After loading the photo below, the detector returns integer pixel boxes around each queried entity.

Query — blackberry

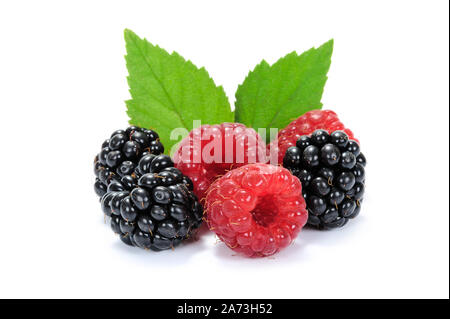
[283,130,366,230]
[93,126,164,198]
[100,154,203,251]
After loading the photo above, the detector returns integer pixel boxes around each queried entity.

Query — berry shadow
[109,223,211,267]
[211,215,366,264]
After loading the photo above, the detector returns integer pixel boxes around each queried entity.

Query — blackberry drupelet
[100,154,203,251]
[283,129,366,229]
[93,126,164,198]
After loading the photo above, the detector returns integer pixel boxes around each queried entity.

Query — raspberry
[174,123,267,201]
[100,154,203,251]
[93,126,164,198]
[283,129,366,229]
[268,110,357,165]
[205,163,308,257]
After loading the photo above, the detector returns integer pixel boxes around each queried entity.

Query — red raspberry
[268,109,357,164]
[205,163,308,257]
[174,123,267,201]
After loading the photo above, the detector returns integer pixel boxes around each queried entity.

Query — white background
[0,0,448,299]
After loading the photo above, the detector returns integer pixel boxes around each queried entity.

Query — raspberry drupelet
[205,163,308,257]
[174,123,267,201]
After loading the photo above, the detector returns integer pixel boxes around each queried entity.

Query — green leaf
[124,29,233,154]
[235,39,333,143]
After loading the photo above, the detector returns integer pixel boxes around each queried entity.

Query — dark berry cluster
[283,129,366,229]
[93,126,164,198]
[101,154,203,250]
[94,126,203,251]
